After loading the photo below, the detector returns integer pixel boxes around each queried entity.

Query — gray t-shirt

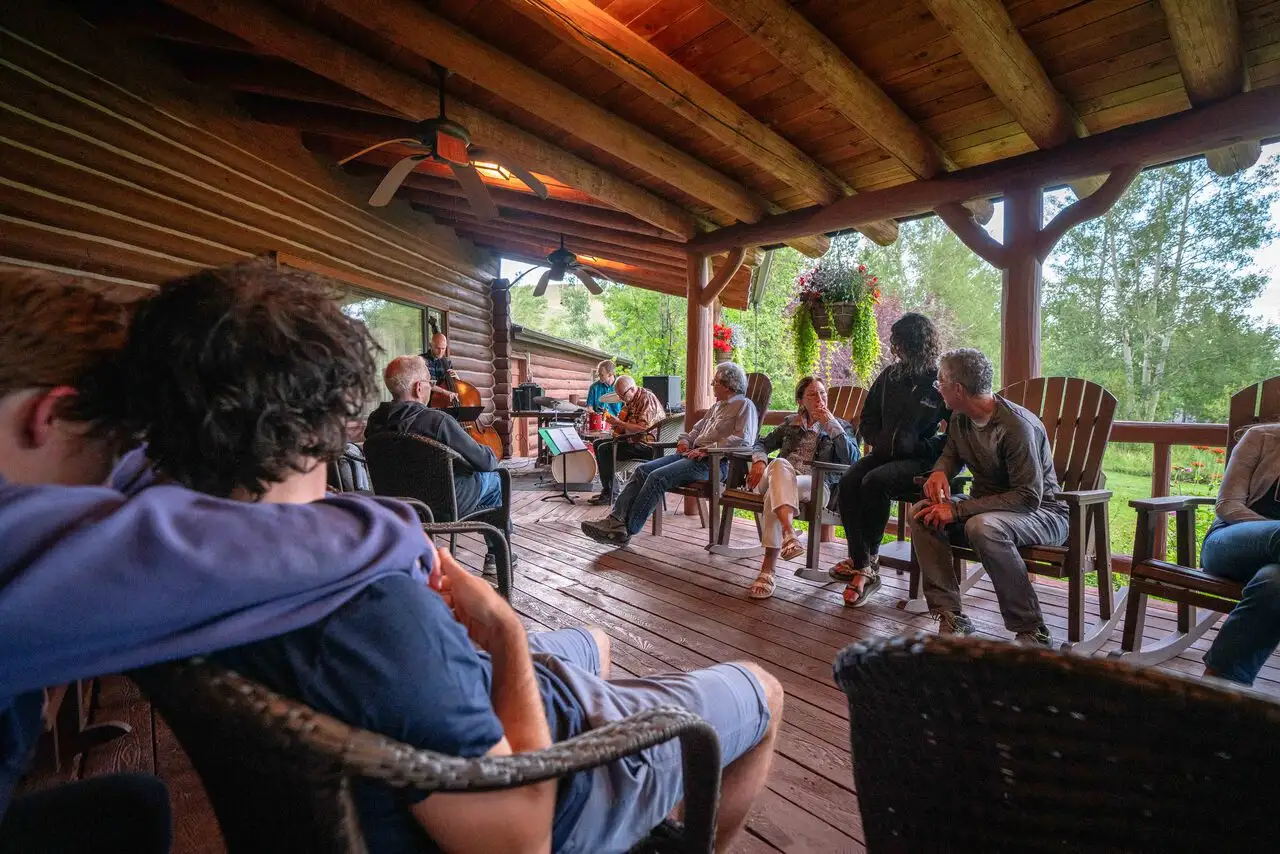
[932,396,1067,520]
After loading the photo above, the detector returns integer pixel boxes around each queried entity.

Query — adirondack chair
[655,372,772,544]
[1118,376,1280,665]
[898,377,1119,651]
[708,386,868,575]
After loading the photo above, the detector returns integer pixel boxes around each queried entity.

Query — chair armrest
[705,448,755,462]
[1055,489,1112,506]
[1129,496,1216,513]
[809,460,850,475]
[391,497,435,525]
[423,520,511,599]
[651,441,682,451]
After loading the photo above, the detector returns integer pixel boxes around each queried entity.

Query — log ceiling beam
[704,0,948,181]
[160,0,700,238]
[316,0,764,223]
[505,0,846,206]
[921,0,1105,198]
[316,0,838,258]
[1158,0,1260,176]
[688,85,1280,254]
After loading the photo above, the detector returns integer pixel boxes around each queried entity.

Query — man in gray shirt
[583,361,758,546]
[911,349,1068,646]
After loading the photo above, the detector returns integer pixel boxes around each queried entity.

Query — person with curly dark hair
[0,265,432,854]
[830,312,950,608]
[112,261,782,854]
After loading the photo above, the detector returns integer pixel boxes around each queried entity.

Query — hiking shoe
[482,551,519,576]
[1015,624,1053,648]
[581,518,631,546]
[935,610,976,637]
[586,491,612,506]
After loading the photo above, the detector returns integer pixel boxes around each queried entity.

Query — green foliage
[792,308,819,377]
[602,286,686,380]
[1043,158,1280,421]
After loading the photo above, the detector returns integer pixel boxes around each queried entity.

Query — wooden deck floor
[28,483,1280,854]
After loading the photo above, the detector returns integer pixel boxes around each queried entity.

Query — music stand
[538,426,588,504]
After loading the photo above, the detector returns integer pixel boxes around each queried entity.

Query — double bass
[430,373,505,458]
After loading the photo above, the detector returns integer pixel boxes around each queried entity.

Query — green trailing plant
[792,308,819,376]
[847,294,881,382]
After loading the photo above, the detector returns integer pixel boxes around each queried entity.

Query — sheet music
[538,426,588,454]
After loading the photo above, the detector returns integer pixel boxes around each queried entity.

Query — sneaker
[935,610,976,637]
[586,491,612,506]
[482,552,519,576]
[1015,624,1053,648]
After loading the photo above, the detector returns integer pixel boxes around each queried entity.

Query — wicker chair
[364,431,512,555]
[834,633,1280,852]
[326,442,372,494]
[132,659,722,854]
[610,413,687,499]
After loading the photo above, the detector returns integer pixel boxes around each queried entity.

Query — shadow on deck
[25,482,1280,854]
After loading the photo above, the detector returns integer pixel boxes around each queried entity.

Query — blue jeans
[463,471,506,556]
[610,454,722,536]
[1200,520,1280,685]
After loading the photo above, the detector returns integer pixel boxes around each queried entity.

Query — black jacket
[365,400,497,512]
[859,367,950,461]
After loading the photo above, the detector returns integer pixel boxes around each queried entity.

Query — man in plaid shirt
[587,375,665,505]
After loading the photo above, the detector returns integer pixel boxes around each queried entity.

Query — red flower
[1191,461,1205,468]
[857,264,866,273]
[872,288,881,303]
[871,276,878,283]
[1212,447,1226,455]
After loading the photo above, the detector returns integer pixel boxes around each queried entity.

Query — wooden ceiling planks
[59,0,1280,301]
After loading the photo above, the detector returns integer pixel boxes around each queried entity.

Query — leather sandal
[828,557,857,582]
[779,532,805,561]
[748,570,776,600]
[842,568,882,608]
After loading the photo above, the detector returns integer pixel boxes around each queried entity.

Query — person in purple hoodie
[98,261,783,854]
[0,267,433,854]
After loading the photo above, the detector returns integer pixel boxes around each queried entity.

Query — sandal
[842,567,882,608]
[779,532,805,561]
[748,570,776,600]
[828,557,857,582]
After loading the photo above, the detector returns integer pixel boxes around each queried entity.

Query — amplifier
[642,375,681,411]
[513,382,543,412]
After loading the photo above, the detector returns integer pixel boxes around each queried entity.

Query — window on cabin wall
[338,291,429,410]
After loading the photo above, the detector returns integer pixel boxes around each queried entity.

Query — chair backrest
[654,413,686,444]
[326,442,371,493]
[826,385,868,427]
[744,372,772,424]
[1000,377,1116,492]
[834,634,1280,852]
[363,432,460,522]
[1227,375,1280,456]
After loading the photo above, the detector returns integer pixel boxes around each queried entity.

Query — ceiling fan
[524,236,610,296]
[338,65,549,219]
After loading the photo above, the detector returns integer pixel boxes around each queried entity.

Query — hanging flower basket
[788,253,882,381]
[810,300,860,339]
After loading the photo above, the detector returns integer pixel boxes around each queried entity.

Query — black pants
[0,773,172,854]
[593,439,656,492]
[838,454,935,568]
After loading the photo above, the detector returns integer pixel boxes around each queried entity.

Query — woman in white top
[745,377,857,599]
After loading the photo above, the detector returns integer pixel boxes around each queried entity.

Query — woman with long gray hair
[831,313,949,607]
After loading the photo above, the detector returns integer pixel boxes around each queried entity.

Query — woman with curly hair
[831,313,949,608]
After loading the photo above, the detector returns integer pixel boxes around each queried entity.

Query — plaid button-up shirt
[615,387,665,444]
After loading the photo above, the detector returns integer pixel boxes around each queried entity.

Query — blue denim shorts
[527,629,771,854]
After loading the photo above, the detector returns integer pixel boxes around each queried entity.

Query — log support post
[490,278,513,458]
[934,166,1137,386]
[685,252,715,515]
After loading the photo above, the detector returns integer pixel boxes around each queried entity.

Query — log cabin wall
[0,1,499,406]
[511,326,630,456]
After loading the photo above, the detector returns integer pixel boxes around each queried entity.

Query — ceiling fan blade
[580,266,615,287]
[337,138,420,166]
[368,155,423,207]
[449,162,500,221]
[532,269,553,297]
[503,163,550,200]
[573,267,603,295]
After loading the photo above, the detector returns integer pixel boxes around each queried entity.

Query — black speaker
[513,382,542,412]
[643,375,681,411]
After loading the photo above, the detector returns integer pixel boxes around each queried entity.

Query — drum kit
[531,395,604,501]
